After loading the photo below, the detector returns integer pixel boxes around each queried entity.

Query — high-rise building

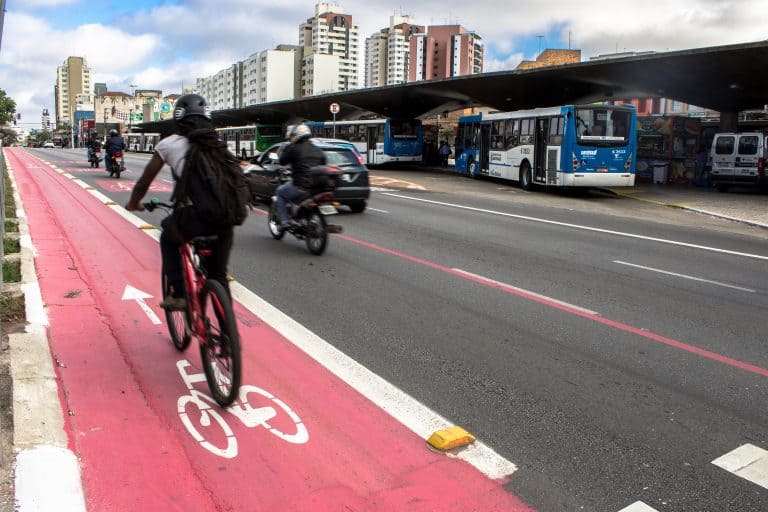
[365,15,423,87]
[242,48,298,105]
[299,3,359,92]
[197,47,299,111]
[196,63,242,111]
[55,56,94,125]
[409,25,483,82]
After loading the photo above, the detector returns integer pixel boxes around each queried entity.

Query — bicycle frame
[179,241,226,347]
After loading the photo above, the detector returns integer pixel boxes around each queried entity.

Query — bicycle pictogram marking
[176,360,309,458]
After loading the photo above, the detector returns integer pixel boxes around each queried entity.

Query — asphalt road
[29,148,768,511]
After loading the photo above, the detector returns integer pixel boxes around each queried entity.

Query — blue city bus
[454,104,637,189]
[306,118,423,165]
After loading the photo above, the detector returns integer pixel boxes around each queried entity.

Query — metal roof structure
[139,40,768,133]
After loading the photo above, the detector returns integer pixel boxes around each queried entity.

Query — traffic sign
[329,102,340,115]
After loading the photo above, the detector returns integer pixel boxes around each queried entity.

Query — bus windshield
[575,107,631,145]
[390,120,419,139]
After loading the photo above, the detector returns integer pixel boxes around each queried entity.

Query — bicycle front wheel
[199,279,242,407]
[162,271,191,351]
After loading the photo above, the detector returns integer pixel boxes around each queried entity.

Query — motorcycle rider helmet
[173,93,211,120]
[289,123,312,142]
[109,129,118,137]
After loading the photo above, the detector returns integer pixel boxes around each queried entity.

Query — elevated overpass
[140,40,768,134]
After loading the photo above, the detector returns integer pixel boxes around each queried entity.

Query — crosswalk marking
[618,502,659,511]
[712,444,768,490]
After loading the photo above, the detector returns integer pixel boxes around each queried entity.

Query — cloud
[4,0,768,132]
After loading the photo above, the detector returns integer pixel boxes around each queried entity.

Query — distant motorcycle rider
[276,124,325,229]
[104,129,125,168]
[87,132,102,161]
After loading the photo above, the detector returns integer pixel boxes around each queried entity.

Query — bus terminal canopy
[139,40,768,132]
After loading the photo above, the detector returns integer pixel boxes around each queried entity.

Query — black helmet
[109,129,118,136]
[173,93,211,120]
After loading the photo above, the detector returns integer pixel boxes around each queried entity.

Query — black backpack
[173,142,250,226]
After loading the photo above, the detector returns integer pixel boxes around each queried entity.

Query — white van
[708,132,768,192]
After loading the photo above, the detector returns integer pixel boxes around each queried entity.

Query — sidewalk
[607,182,768,229]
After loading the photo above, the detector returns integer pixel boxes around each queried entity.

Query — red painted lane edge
[8,149,536,511]
[334,234,768,379]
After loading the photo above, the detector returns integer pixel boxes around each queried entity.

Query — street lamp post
[103,108,109,138]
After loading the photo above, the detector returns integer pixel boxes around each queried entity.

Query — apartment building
[299,2,359,92]
[242,48,297,105]
[409,25,483,82]
[196,64,242,111]
[55,56,94,125]
[365,15,424,87]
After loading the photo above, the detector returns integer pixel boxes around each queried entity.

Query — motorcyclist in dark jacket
[104,129,125,163]
[87,133,102,161]
[275,124,326,228]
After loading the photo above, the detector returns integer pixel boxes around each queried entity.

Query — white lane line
[618,502,659,512]
[382,193,768,262]
[367,207,389,213]
[452,268,600,316]
[712,444,768,490]
[614,260,757,293]
[229,281,518,480]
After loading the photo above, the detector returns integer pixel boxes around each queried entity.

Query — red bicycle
[144,200,242,406]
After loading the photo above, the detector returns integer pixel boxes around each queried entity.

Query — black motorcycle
[88,147,102,168]
[266,166,343,255]
[106,150,125,178]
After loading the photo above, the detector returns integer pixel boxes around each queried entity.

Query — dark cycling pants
[160,208,234,297]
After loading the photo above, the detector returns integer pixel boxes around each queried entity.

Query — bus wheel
[468,159,478,178]
[520,163,533,191]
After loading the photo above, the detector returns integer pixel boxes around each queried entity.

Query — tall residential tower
[409,25,483,82]
[365,15,423,87]
[299,3,360,93]
[55,56,94,125]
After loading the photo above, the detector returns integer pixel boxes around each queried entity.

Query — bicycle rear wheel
[199,279,242,407]
[162,271,191,351]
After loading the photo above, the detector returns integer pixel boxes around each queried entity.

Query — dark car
[245,138,370,213]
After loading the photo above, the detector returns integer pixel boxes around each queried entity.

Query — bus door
[367,126,378,165]
[480,123,491,171]
[534,118,549,183]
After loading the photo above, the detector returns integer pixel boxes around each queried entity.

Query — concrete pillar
[719,111,739,132]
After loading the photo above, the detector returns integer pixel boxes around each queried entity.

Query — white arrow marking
[122,284,161,325]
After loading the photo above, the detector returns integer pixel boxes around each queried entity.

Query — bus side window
[491,121,504,150]
[548,117,564,146]
[506,119,519,149]
[519,119,533,145]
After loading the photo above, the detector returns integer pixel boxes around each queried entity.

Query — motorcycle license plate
[318,204,337,215]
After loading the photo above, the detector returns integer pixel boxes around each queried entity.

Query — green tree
[0,126,18,146]
[0,89,17,125]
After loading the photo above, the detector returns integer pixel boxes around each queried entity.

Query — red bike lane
[8,148,534,511]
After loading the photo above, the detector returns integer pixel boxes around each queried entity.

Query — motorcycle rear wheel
[305,212,328,255]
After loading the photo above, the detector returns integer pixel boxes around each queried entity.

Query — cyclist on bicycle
[275,123,326,230]
[125,93,234,311]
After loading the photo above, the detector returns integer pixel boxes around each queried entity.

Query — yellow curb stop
[427,426,476,451]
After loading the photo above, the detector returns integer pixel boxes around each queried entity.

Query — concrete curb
[607,188,768,230]
[4,153,87,511]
